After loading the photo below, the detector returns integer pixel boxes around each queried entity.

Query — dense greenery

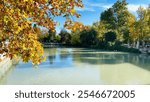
[57,0,149,53]
[40,0,149,54]
[80,28,98,47]
[39,30,56,43]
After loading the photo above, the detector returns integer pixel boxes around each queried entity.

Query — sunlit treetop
[64,18,89,31]
[0,0,84,64]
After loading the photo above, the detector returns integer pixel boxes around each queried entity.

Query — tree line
[40,0,150,53]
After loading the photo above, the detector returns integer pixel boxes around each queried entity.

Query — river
[0,48,150,85]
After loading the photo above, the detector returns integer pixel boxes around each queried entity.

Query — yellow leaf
[70,9,76,13]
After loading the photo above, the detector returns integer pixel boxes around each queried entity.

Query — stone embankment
[0,57,13,79]
[0,54,19,80]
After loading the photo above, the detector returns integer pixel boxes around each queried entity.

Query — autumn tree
[135,6,150,48]
[70,24,89,46]
[0,0,84,64]
[92,21,107,38]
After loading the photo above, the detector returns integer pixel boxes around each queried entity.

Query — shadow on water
[15,48,73,69]
[72,52,150,71]
[44,48,150,71]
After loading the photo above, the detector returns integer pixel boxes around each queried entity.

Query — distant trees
[97,0,149,49]
[71,30,81,46]
[80,28,98,47]
[48,30,56,42]
[68,0,149,53]
[59,29,71,45]
[39,29,56,43]
[135,6,150,48]
[40,0,149,53]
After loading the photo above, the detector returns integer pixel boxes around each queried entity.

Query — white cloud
[76,1,149,13]
[90,3,148,12]
[75,1,113,11]
[75,7,95,12]
[127,4,148,12]
[101,4,112,9]
[88,3,112,10]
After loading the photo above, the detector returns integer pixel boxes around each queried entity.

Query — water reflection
[0,48,150,85]
[45,48,150,70]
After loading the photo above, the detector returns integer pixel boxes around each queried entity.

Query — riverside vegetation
[40,0,150,54]
[0,0,149,65]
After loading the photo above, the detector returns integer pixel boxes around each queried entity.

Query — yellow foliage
[0,0,84,64]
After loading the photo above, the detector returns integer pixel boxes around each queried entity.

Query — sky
[54,0,150,33]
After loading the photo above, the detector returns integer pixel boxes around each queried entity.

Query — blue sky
[55,0,150,33]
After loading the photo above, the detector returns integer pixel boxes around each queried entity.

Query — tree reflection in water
[45,48,150,71]
[71,49,150,71]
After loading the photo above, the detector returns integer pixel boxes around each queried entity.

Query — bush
[80,28,98,47]
[104,31,117,43]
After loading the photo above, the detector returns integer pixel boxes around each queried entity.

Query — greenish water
[0,48,150,85]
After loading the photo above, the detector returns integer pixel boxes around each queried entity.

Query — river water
[0,48,150,85]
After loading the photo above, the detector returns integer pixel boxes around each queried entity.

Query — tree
[123,12,136,45]
[100,8,116,30]
[100,0,130,42]
[70,24,89,46]
[48,29,56,42]
[38,29,56,43]
[80,28,98,47]
[55,35,61,43]
[71,30,81,46]
[92,21,107,38]
[104,31,116,43]
[135,6,150,48]
[59,29,71,45]
[0,0,84,64]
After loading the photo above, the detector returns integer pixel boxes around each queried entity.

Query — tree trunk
[142,40,145,47]
[127,40,130,48]
[136,40,140,49]
[133,41,136,48]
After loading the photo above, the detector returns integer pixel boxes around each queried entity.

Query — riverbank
[0,56,19,80]
[56,44,143,54]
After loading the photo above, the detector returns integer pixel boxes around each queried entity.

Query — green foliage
[59,29,71,45]
[100,0,131,42]
[39,29,56,43]
[80,28,98,47]
[104,31,117,42]
[63,0,149,54]
[71,31,81,46]
[136,6,150,41]
[48,30,56,42]
[55,35,61,43]
[100,8,116,30]
[92,21,107,39]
